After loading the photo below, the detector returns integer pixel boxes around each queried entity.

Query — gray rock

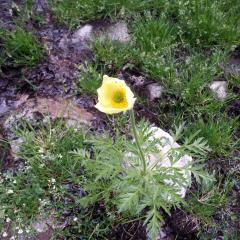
[10,138,24,156]
[147,83,163,101]
[72,21,130,44]
[32,219,49,233]
[209,81,227,100]
[222,55,240,77]
[129,75,146,87]
[125,126,193,199]
[105,21,130,43]
[72,24,93,43]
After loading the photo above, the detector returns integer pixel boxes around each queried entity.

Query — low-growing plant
[77,63,103,95]
[2,27,43,67]
[131,14,177,85]
[50,0,166,29]
[175,0,240,47]
[186,177,233,225]
[184,116,238,156]
[73,75,212,239]
[0,121,86,235]
[93,39,131,75]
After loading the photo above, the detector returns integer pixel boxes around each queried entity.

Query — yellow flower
[95,75,136,114]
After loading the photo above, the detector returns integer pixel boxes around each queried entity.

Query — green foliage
[131,14,176,83]
[175,0,240,47]
[50,0,166,29]
[77,63,102,95]
[174,49,227,117]
[186,178,233,224]
[73,120,211,239]
[93,39,130,75]
[0,121,86,233]
[2,27,42,67]
[132,14,176,55]
[184,116,238,156]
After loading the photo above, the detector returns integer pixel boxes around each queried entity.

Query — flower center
[113,91,125,103]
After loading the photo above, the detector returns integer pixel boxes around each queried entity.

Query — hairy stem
[130,109,147,174]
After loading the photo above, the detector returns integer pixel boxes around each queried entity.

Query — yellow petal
[95,75,136,114]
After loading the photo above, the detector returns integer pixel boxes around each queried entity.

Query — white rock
[149,127,192,198]
[126,126,192,199]
[146,83,162,101]
[32,219,49,233]
[10,137,24,156]
[209,81,227,100]
[72,24,93,43]
[105,21,130,43]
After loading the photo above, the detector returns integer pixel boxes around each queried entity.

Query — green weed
[131,14,176,83]
[50,0,166,29]
[184,117,238,156]
[77,63,102,95]
[93,39,131,75]
[186,178,233,225]
[0,121,86,234]
[2,27,42,67]
[175,0,240,47]
[73,120,211,239]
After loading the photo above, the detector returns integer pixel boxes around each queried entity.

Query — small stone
[125,126,192,199]
[129,75,146,87]
[32,219,49,233]
[10,138,24,156]
[72,24,93,43]
[209,81,227,100]
[146,83,163,101]
[222,54,240,77]
[106,21,130,43]
[157,229,167,239]
[7,189,14,194]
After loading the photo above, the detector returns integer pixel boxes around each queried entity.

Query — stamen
[113,91,124,103]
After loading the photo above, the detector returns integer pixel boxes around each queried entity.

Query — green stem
[130,109,147,174]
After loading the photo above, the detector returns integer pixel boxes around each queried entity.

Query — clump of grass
[177,50,226,112]
[157,49,228,126]
[184,117,238,156]
[131,14,176,84]
[92,39,130,74]
[175,0,240,47]
[0,121,86,234]
[186,177,233,225]
[77,63,102,95]
[50,0,167,29]
[2,27,43,67]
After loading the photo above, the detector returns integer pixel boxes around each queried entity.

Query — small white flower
[6,217,11,223]
[38,148,44,153]
[51,178,56,183]
[73,217,78,222]
[39,164,45,168]
[7,189,14,194]
[18,229,23,234]
[2,232,8,237]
